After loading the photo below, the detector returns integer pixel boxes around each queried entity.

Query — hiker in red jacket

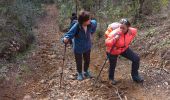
[105,19,143,85]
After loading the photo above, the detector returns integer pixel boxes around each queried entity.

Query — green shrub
[0,0,44,59]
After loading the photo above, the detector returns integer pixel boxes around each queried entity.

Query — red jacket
[105,27,137,55]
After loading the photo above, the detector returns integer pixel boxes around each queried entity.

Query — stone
[23,95,32,100]
[36,92,41,95]
[164,82,169,85]
[40,79,45,84]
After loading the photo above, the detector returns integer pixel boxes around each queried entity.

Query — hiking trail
[0,4,169,100]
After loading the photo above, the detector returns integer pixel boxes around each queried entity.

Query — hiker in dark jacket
[69,13,78,29]
[63,11,97,80]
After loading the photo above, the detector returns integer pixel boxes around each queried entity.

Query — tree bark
[132,0,145,24]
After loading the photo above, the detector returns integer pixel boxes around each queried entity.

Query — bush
[0,0,44,59]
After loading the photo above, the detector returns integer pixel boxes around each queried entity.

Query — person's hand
[114,34,120,40]
[63,37,69,44]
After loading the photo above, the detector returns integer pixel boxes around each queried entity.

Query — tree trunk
[132,0,145,24]
[75,0,78,14]
[139,0,144,15]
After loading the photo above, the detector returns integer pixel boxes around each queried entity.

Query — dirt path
[1,4,169,100]
[29,5,169,100]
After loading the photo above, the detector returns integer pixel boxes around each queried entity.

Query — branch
[112,86,123,100]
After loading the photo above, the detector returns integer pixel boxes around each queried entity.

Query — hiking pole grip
[60,43,67,88]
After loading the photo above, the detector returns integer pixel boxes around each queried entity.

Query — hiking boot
[77,73,83,81]
[132,75,144,83]
[109,79,117,85]
[84,70,92,78]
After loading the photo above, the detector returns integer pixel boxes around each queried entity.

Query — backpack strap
[74,23,80,38]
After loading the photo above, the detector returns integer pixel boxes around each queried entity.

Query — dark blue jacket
[69,20,78,29]
[63,20,97,54]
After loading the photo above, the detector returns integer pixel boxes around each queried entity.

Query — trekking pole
[95,41,117,84]
[60,43,67,88]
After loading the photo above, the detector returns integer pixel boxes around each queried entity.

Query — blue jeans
[107,48,140,80]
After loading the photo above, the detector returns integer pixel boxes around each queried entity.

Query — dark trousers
[107,48,140,80]
[74,50,91,73]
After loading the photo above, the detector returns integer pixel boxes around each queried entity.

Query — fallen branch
[160,61,169,74]
[3,95,16,100]
[112,86,123,100]
[124,95,128,100]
